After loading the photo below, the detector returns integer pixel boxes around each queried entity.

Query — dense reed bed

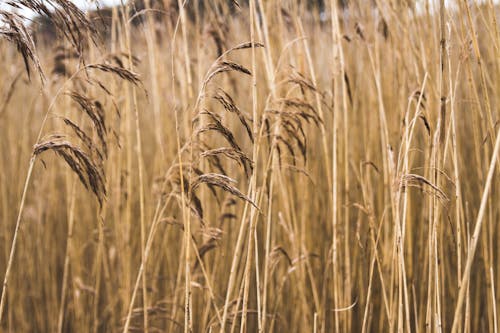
[1,0,500,332]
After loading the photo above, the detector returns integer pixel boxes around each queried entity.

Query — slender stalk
[0,156,36,323]
[451,124,500,333]
[57,178,77,333]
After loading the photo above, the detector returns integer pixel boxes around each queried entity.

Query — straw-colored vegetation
[1,0,500,331]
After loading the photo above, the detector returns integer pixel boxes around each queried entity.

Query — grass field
[1,0,500,332]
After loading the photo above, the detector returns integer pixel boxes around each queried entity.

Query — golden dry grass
[1,0,500,332]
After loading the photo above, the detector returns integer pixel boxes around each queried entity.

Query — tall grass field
[1,0,500,332]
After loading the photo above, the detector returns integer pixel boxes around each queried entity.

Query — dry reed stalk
[0,156,36,323]
[176,3,196,331]
[451,120,500,331]
[117,2,149,332]
[329,0,343,331]
[141,0,166,159]
[57,173,78,333]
